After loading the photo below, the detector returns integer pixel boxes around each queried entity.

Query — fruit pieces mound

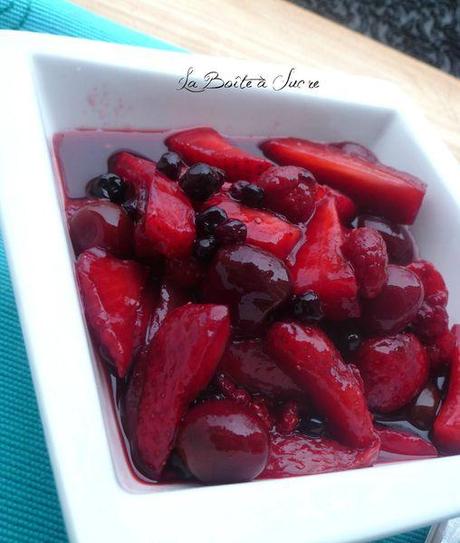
[65,126,459,487]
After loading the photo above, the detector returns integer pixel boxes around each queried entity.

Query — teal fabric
[378,528,432,543]
[0,0,184,50]
[0,1,430,542]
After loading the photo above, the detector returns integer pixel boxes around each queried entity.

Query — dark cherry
[193,236,218,261]
[65,198,93,221]
[69,201,133,257]
[361,264,424,335]
[86,173,127,203]
[203,244,291,334]
[408,382,441,431]
[177,399,270,484]
[179,163,225,202]
[230,180,265,207]
[195,206,228,236]
[357,215,416,265]
[215,219,247,245]
[156,151,184,180]
[331,141,378,163]
[289,291,323,323]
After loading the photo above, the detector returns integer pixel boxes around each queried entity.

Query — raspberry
[426,329,456,372]
[216,373,251,405]
[343,227,388,299]
[276,400,300,435]
[412,302,449,341]
[255,165,317,223]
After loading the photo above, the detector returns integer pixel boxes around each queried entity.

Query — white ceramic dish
[0,31,459,543]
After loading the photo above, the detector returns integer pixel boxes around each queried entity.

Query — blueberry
[157,151,184,180]
[196,206,228,236]
[215,219,247,245]
[343,332,361,353]
[302,417,326,439]
[230,181,264,207]
[180,163,225,202]
[290,291,323,323]
[193,236,218,261]
[86,173,127,203]
[325,320,363,359]
[121,198,138,219]
[230,180,250,200]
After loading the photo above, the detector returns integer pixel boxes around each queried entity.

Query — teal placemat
[0,1,431,542]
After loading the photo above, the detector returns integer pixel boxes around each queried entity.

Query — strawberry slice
[110,152,196,258]
[315,184,357,224]
[122,281,189,439]
[146,280,190,343]
[166,127,272,182]
[133,169,195,259]
[121,350,149,441]
[204,193,300,260]
[330,141,378,163]
[76,248,150,378]
[260,433,380,479]
[219,339,306,402]
[109,152,154,216]
[266,322,375,448]
[133,223,157,261]
[375,426,437,457]
[133,283,157,350]
[288,198,359,319]
[261,138,426,224]
[132,304,230,479]
[433,325,460,453]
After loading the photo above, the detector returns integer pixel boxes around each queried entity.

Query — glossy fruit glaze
[55,127,459,486]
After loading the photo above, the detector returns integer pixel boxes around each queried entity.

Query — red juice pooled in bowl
[55,126,459,485]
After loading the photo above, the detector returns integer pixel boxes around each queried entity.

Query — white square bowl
[0,31,460,543]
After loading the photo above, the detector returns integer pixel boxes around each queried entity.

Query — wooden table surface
[74,0,460,162]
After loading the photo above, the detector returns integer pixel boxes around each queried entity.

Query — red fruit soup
[55,127,458,487]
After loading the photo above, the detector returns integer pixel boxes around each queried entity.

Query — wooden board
[74,0,460,162]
